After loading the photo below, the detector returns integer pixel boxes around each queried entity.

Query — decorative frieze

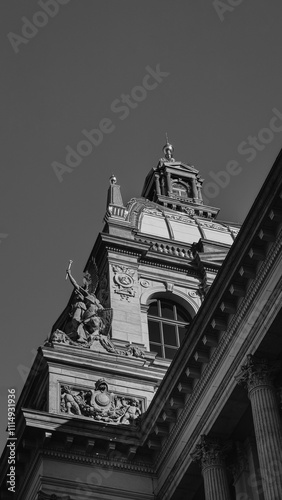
[197,220,228,232]
[166,213,196,224]
[143,207,163,216]
[60,378,142,426]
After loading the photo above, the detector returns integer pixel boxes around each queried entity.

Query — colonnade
[192,355,282,500]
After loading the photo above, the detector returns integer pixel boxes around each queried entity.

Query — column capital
[191,435,231,470]
[235,355,276,394]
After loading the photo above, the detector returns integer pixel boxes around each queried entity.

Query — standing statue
[65,260,107,343]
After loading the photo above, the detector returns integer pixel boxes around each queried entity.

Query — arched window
[171,181,192,198]
[148,298,192,359]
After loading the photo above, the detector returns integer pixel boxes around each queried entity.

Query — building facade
[1,143,282,500]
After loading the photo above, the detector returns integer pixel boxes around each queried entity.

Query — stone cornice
[138,257,200,276]
[85,232,150,270]
[42,448,155,474]
[21,409,142,444]
[41,346,166,380]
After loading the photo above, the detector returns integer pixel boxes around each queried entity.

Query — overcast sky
[1,0,282,453]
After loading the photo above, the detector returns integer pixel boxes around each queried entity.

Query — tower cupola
[141,140,219,218]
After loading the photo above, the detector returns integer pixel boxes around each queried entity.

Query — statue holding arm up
[65,260,104,342]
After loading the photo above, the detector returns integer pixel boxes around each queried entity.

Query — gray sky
[1,0,282,453]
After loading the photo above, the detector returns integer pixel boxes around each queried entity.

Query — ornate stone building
[1,142,282,500]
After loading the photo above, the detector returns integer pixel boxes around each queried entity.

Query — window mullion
[160,321,165,358]
[157,299,162,318]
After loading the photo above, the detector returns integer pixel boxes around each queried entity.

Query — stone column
[191,435,232,500]
[235,355,282,500]
[166,172,172,194]
[155,173,161,195]
[191,178,198,199]
[196,177,203,201]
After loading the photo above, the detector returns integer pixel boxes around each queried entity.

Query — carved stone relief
[60,378,142,426]
[112,265,136,301]
[198,220,228,231]
[166,213,196,224]
[182,207,195,216]
[143,208,163,217]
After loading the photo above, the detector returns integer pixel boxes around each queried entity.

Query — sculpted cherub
[121,397,142,424]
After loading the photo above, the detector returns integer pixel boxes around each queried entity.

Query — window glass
[148,298,192,360]
[177,306,189,322]
[163,323,177,346]
[148,301,159,317]
[164,346,177,360]
[149,343,162,357]
[148,320,161,343]
[178,326,187,344]
[161,301,174,320]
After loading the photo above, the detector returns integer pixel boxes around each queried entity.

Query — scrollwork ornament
[140,279,150,288]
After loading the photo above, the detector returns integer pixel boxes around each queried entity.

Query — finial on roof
[109,174,117,185]
[163,134,174,161]
[106,174,124,207]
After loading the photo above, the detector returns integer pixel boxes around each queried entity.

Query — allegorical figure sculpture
[65,260,105,343]
[48,260,146,359]
[120,397,142,424]
[60,378,142,425]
